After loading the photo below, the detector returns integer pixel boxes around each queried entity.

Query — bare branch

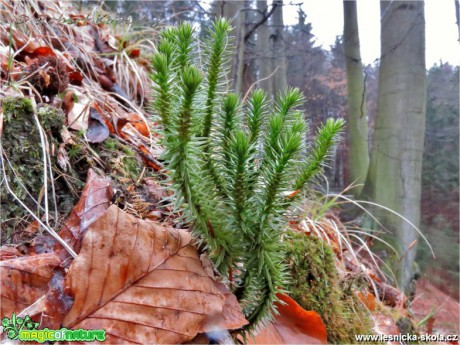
[244,3,278,42]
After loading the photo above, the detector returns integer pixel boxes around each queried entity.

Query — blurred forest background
[81,0,459,298]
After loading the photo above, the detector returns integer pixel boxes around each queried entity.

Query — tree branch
[244,3,278,42]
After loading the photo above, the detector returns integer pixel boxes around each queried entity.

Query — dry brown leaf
[357,291,376,311]
[203,283,248,332]
[63,205,247,344]
[62,90,76,117]
[0,246,22,261]
[66,90,90,131]
[125,113,150,137]
[68,70,83,86]
[86,107,110,143]
[92,102,115,134]
[55,169,113,259]
[374,280,407,308]
[128,48,141,58]
[0,252,61,316]
[98,73,114,91]
[31,46,56,58]
[248,294,327,345]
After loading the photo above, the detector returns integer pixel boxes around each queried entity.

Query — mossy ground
[1,97,79,244]
[50,126,165,220]
[284,230,374,344]
[1,97,163,246]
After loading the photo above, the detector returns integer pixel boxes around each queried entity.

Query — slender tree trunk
[362,1,427,293]
[270,0,287,96]
[254,0,272,94]
[343,1,369,197]
[214,1,244,92]
[233,1,250,95]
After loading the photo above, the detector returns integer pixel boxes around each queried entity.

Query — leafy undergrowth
[1,1,454,344]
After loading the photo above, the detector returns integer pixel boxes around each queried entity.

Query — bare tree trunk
[270,0,287,96]
[343,1,369,197]
[214,1,244,92]
[254,0,272,94]
[233,1,250,95]
[362,1,427,294]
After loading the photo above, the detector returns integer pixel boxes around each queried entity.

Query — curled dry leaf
[203,283,248,332]
[282,190,300,198]
[98,73,113,91]
[63,205,247,344]
[68,70,83,86]
[0,252,61,316]
[65,90,90,131]
[0,246,22,261]
[128,48,141,59]
[357,291,376,311]
[31,46,56,58]
[56,169,113,258]
[62,90,76,116]
[126,113,150,137]
[0,27,40,54]
[92,102,115,134]
[116,113,150,138]
[86,107,110,143]
[60,126,75,145]
[114,117,129,139]
[248,294,327,345]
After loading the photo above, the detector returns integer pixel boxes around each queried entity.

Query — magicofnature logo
[1,313,106,343]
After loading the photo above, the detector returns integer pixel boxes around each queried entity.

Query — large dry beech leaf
[63,205,247,344]
[249,294,327,345]
[0,253,61,316]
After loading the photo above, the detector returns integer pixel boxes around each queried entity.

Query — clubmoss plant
[149,18,345,330]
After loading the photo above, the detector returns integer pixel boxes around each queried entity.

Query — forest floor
[412,279,460,335]
[1,1,459,343]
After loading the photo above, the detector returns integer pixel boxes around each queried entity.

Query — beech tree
[269,0,287,96]
[253,0,272,93]
[362,1,427,293]
[343,1,369,196]
[213,1,246,93]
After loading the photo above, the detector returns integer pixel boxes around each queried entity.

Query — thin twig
[33,111,50,227]
[242,66,279,103]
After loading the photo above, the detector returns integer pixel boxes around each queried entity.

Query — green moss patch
[1,98,78,244]
[284,230,373,344]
